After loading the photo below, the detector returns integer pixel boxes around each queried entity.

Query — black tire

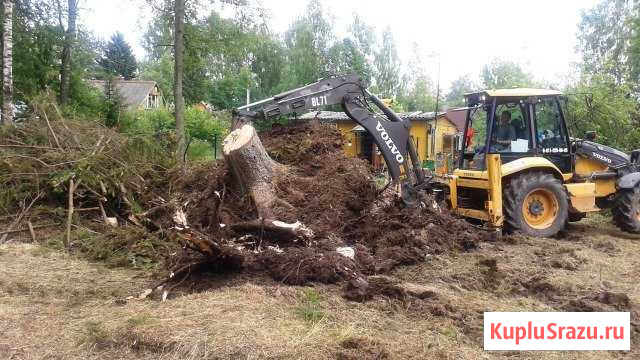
[612,186,640,233]
[504,172,568,237]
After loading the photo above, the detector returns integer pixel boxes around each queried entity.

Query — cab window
[535,98,568,153]
[489,102,531,153]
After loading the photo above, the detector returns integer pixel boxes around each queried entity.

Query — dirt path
[1,215,638,359]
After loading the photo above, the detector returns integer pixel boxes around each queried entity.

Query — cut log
[223,124,284,220]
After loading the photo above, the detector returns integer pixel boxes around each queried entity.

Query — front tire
[504,172,568,237]
[612,186,640,233]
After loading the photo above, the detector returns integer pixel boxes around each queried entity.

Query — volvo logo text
[592,152,612,164]
[375,121,404,163]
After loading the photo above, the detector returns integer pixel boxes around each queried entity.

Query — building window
[147,94,158,109]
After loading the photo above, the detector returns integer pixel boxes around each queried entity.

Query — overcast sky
[81,0,599,90]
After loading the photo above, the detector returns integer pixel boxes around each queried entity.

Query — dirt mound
[147,121,487,288]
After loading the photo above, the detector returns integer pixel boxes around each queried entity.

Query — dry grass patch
[2,213,639,360]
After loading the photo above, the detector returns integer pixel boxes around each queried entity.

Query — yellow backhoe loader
[432,89,640,237]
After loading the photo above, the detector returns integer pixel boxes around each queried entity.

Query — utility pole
[430,54,441,158]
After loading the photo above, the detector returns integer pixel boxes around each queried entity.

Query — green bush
[119,107,229,144]
[185,107,229,143]
[565,74,640,152]
[186,139,215,163]
[119,108,174,135]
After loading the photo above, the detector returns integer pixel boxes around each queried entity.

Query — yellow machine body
[435,154,619,229]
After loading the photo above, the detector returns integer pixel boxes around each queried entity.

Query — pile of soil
[157,121,487,291]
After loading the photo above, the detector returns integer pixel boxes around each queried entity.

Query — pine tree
[99,32,138,80]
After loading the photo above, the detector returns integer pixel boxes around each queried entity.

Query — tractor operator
[494,110,516,150]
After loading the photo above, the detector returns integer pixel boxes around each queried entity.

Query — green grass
[295,288,329,324]
[80,320,110,346]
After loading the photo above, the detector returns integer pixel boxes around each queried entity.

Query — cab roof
[467,88,563,98]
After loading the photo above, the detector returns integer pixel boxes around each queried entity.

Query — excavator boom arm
[234,74,425,187]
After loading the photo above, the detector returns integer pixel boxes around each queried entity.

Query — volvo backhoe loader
[235,75,640,238]
[432,88,640,237]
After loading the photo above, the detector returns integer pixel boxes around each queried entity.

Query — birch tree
[2,0,13,125]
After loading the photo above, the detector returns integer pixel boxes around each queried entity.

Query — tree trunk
[59,0,77,105]
[2,0,13,125]
[223,124,282,219]
[173,0,186,165]
[222,124,313,240]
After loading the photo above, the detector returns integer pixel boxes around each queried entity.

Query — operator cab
[459,89,571,173]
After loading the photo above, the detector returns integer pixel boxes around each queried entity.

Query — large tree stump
[222,124,313,240]
[223,124,282,219]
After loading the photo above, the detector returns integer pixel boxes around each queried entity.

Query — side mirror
[585,131,597,141]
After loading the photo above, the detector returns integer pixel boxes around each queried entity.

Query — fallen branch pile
[0,98,173,252]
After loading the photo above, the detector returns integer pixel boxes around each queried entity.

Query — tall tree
[373,27,402,98]
[327,15,376,85]
[99,32,137,80]
[327,38,371,83]
[578,0,636,84]
[2,0,13,125]
[348,14,375,59]
[399,45,436,111]
[445,75,477,107]
[174,0,186,164]
[481,59,533,89]
[59,0,78,105]
[282,0,333,87]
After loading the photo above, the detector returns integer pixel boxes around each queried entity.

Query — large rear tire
[612,186,640,233]
[504,172,568,237]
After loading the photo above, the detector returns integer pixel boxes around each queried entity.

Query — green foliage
[328,38,373,84]
[119,107,229,162]
[185,107,229,143]
[0,96,175,216]
[481,59,534,89]
[208,67,253,110]
[67,82,110,119]
[139,53,174,103]
[398,47,437,111]
[577,0,636,84]
[570,0,640,152]
[7,1,102,106]
[445,75,478,107]
[373,27,402,98]
[119,108,175,135]
[69,227,175,269]
[98,32,138,80]
[282,0,333,88]
[565,74,640,151]
[186,139,215,163]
